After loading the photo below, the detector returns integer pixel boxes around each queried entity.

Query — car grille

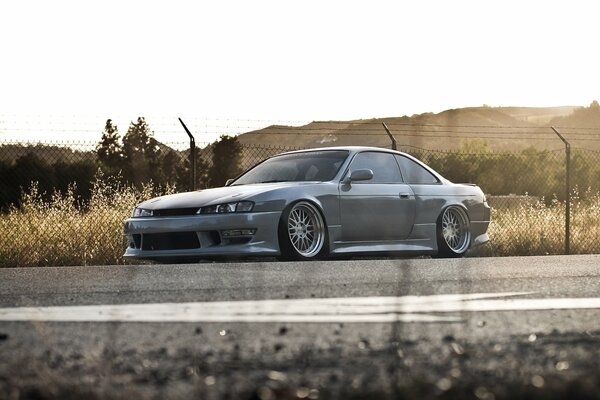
[141,232,200,251]
[152,208,199,216]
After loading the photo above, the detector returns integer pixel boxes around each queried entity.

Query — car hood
[137,182,318,210]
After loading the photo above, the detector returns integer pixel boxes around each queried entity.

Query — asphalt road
[1,255,600,399]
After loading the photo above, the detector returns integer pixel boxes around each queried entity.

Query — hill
[235,105,600,152]
[0,143,95,165]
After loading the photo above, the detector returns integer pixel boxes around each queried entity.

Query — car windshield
[231,150,349,185]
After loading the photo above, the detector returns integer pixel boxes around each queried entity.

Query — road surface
[1,255,599,399]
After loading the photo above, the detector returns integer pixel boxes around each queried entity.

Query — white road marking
[1,292,599,323]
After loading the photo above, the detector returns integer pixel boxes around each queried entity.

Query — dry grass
[473,190,600,257]
[1,180,599,267]
[0,173,175,267]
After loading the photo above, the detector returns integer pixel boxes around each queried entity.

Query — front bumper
[123,211,282,259]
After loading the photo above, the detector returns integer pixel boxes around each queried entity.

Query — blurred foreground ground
[1,256,599,399]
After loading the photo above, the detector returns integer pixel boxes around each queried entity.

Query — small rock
[531,375,545,388]
[256,386,273,400]
[267,370,287,382]
[0,333,8,341]
[556,361,570,371]
[477,320,486,327]
[278,326,288,335]
[437,378,452,391]
[296,387,310,398]
[474,386,493,399]
[195,327,203,335]
[451,342,465,355]
[204,375,216,386]
[450,368,462,378]
[528,333,537,342]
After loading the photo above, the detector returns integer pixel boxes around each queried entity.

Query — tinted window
[232,150,349,185]
[395,155,439,184]
[349,152,402,183]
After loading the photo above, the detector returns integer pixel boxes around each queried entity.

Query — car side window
[349,152,403,183]
[395,155,439,184]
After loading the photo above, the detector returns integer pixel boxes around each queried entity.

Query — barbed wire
[398,144,565,156]
[3,123,600,136]
[3,138,600,157]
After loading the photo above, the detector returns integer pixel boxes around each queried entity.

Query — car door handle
[399,193,411,199]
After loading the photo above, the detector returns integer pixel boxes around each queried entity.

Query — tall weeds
[472,190,600,257]
[0,172,174,267]
[1,178,599,267]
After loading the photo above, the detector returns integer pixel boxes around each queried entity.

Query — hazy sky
[1,0,599,143]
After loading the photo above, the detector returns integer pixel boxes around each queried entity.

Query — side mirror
[225,179,234,186]
[343,169,373,184]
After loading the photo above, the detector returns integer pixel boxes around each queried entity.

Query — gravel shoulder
[1,320,600,400]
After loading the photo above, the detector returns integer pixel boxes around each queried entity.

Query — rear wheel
[278,201,328,260]
[436,206,471,258]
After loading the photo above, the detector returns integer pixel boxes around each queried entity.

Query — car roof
[279,146,404,156]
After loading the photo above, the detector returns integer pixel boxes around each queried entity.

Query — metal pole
[552,127,570,255]
[178,118,196,191]
[382,122,397,150]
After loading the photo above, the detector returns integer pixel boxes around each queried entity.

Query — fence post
[178,118,196,191]
[552,127,570,255]
[382,123,397,150]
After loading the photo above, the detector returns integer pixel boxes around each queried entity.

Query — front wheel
[435,206,471,258]
[278,201,328,261]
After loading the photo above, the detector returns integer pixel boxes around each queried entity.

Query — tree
[96,119,123,174]
[164,150,211,191]
[208,135,242,187]
[121,117,162,184]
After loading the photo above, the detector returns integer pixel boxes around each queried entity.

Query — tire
[435,206,471,258]
[278,201,328,261]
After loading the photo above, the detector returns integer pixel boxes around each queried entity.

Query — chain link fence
[1,138,599,267]
[401,145,600,256]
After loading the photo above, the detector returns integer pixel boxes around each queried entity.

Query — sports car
[123,146,490,260]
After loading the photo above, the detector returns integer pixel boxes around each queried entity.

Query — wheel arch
[277,198,330,260]
[280,196,329,228]
[435,203,473,257]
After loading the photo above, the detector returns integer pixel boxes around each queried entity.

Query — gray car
[123,146,490,260]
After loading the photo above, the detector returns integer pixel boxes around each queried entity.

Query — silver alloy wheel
[287,201,325,258]
[441,206,471,253]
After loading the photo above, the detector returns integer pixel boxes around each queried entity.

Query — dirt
[1,323,600,400]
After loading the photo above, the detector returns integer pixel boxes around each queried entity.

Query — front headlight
[198,201,254,214]
[132,207,154,218]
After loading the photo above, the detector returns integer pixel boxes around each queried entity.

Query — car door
[339,151,416,242]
